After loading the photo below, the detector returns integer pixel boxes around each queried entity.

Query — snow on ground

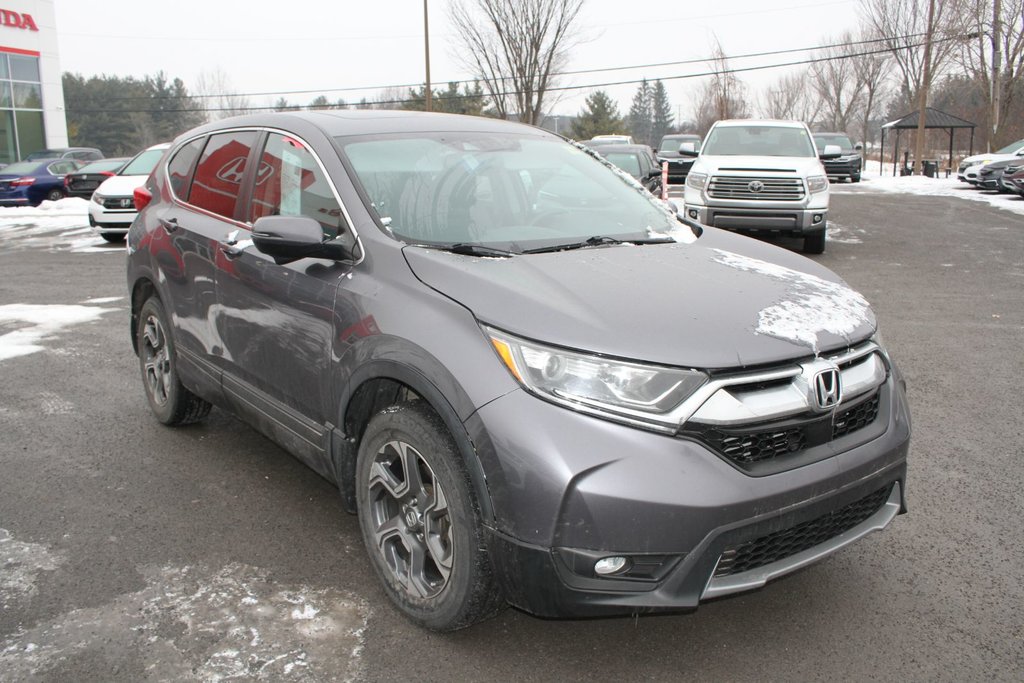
[0,302,118,362]
[0,558,370,681]
[832,160,1024,217]
[0,198,120,253]
[0,528,65,610]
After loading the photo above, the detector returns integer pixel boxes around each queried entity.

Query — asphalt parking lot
[1,188,1022,681]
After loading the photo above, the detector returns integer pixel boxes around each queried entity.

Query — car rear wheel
[45,188,64,202]
[137,296,212,425]
[803,228,826,254]
[356,402,504,631]
[100,233,124,243]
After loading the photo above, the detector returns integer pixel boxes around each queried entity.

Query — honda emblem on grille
[120,198,133,208]
[747,180,765,193]
[813,368,842,410]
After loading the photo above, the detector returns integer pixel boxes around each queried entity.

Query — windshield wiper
[413,242,517,257]
[522,235,674,254]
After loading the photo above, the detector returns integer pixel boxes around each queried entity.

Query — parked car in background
[127,111,910,631]
[595,143,663,194]
[684,119,832,253]
[957,138,1024,181]
[89,143,170,242]
[590,134,634,145]
[0,158,82,206]
[976,158,1017,191]
[24,147,104,163]
[64,157,129,199]
[813,132,862,182]
[1000,162,1024,194]
[961,163,984,185]
[657,133,702,184]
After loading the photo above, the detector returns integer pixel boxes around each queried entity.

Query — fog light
[594,556,630,576]
[688,209,698,219]
[812,214,823,224]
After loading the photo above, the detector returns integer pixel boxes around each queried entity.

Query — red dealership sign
[0,9,38,31]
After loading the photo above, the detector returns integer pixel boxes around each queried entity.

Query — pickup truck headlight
[807,175,829,193]
[685,172,708,191]
[486,326,707,429]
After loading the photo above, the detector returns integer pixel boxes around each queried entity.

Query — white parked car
[957,138,1024,182]
[89,143,170,242]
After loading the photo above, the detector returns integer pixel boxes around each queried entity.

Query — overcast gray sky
[53,0,865,120]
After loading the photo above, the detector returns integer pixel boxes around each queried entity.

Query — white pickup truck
[682,119,836,254]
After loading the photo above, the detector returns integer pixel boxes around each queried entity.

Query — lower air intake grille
[833,393,880,439]
[713,484,893,578]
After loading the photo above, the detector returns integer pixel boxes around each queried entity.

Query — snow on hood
[710,249,874,354]
[94,173,148,197]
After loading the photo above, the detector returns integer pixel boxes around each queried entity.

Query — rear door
[214,131,356,474]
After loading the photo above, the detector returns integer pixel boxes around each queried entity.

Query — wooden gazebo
[880,107,977,176]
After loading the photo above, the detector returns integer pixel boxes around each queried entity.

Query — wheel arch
[333,358,494,523]
[130,277,158,355]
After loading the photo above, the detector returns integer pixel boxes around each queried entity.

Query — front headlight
[686,171,708,191]
[807,175,829,193]
[485,326,707,430]
[91,193,104,204]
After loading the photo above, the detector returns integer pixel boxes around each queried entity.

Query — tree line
[63,0,1024,158]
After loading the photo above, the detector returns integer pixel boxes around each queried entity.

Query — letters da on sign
[0,10,39,32]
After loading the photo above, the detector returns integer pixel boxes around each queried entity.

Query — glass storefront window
[0,53,46,161]
[9,54,40,82]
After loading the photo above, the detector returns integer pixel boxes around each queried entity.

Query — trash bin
[923,160,938,178]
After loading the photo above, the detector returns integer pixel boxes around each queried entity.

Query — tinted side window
[167,138,205,200]
[189,131,258,220]
[250,133,345,239]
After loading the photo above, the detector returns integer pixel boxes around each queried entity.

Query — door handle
[219,230,252,257]
[159,217,179,233]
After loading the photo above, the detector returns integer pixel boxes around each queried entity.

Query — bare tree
[449,0,583,124]
[861,0,967,106]
[956,0,1024,145]
[759,71,819,123]
[810,31,869,132]
[693,40,750,134]
[850,27,891,146]
[194,68,252,121]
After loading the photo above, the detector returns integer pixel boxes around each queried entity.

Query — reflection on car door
[214,132,355,477]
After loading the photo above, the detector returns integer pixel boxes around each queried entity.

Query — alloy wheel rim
[142,313,171,406]
[367,439,453,599]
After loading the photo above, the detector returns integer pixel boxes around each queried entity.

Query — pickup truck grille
[708,175,805,201]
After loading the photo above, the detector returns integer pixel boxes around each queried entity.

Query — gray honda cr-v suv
[127,111,911,631]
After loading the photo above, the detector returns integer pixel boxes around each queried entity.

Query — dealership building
[0,1,67,163]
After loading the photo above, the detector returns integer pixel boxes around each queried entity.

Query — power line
[67,37,946,115]
[95,31,927,103]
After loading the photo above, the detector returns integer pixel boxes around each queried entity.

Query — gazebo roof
[882,107,976,130]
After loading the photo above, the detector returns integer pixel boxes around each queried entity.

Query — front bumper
[89,198,136,233]
[822,158,862,179]
[684,202,827,235]
[469,373,910,618]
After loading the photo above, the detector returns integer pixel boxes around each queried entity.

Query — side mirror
[820,144,843,159]
[854,143,864,152]
[678,142,698,156]
[252,215,353,264]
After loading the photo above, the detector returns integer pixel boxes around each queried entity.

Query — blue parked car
[0,158,83,206]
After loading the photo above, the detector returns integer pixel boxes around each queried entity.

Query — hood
[403,230,875,370]
[962,152,1021,166]
[95,174,148,197]
[693,155,825,176]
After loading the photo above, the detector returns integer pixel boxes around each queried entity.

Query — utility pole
[992,0,1002,148]
[913,0,937,174]
[424,0,432,112]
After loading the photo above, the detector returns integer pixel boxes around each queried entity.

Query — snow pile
[0,302,118,361]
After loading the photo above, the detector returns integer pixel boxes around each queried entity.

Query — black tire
[45,188,64,202]
[803,228,826,254]
[356,402,504,631]
[100,233,125,243]
[850,173,861,183]
[136,296,211,425]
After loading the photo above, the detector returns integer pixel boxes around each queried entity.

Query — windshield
[338,133,678,251]
[703,125,816,157]
[24,149,61,160]
[659,137,699,153]
[76,159,124,174]
[2,161,44,175]
[814,134,854,152]
[120,148,165,176]
[995,138,1024,154]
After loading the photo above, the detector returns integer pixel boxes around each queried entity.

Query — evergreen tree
[308,95,332,110]
[628,79,653,146]
[650,80,674,146]
[402,81,487,116]
[570,90,625,140]
[273,97,292,111]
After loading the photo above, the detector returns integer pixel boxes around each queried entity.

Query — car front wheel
[356,402,504,631]
[803,228,826,254]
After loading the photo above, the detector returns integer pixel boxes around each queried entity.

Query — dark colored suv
[813,133,863,182]
[127,111,910,631]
